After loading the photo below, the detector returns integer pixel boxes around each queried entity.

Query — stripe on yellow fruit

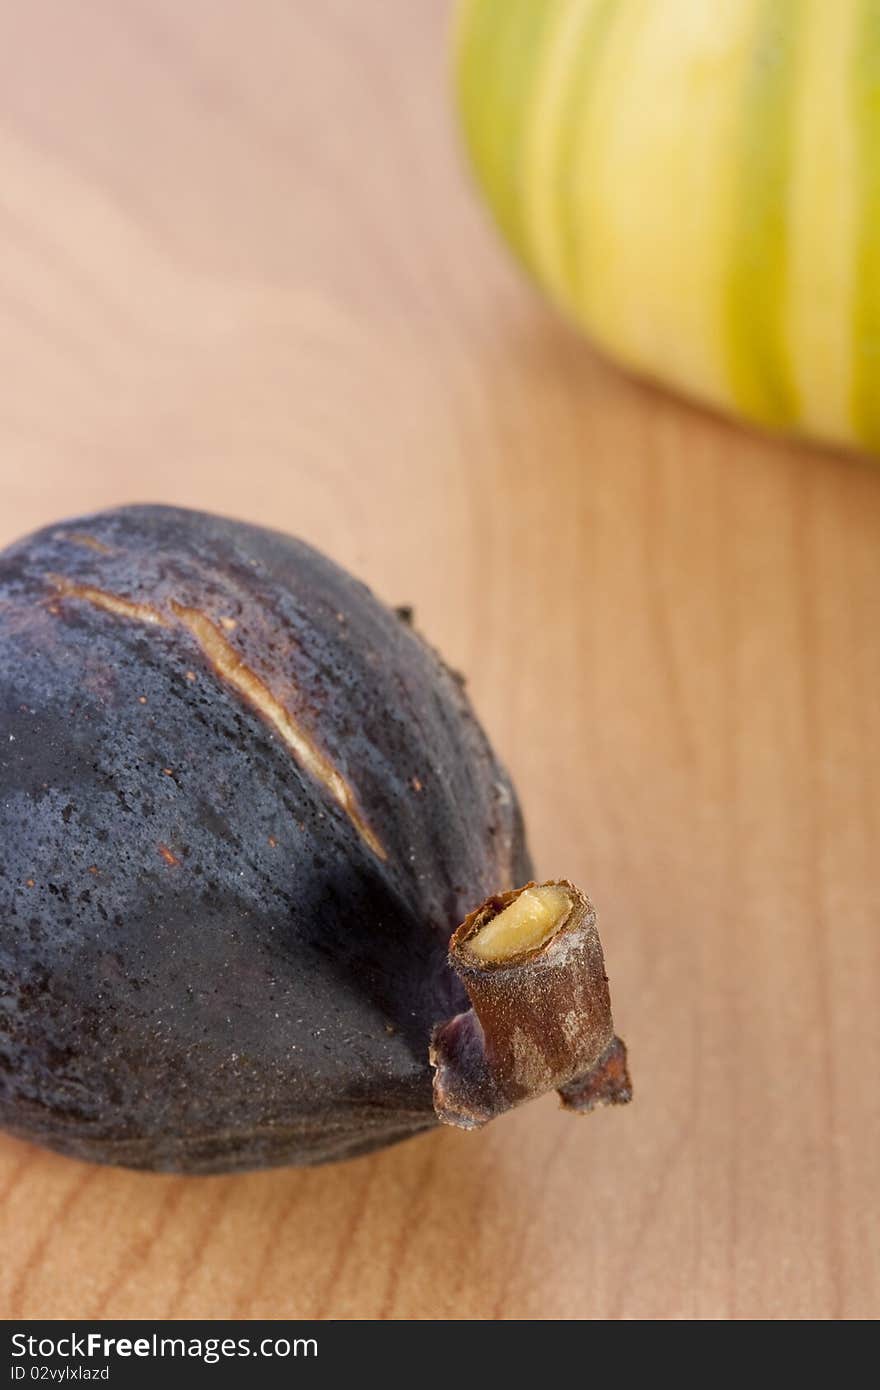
[456,0,569,271]
[724,0,803,429]
[567,0,760,407]
[520,0,617,307]
[558,0,647,343]
[456,0,512,237]
[787,0,859,445]
[853,0,880,449]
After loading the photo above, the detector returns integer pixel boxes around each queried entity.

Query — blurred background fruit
[455,0,880,454]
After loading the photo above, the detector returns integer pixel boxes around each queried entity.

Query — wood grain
[0,0,878,1321]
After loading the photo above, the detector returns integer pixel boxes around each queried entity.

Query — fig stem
[430,880,630,1129]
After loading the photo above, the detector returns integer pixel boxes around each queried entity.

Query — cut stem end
[430,880,630,1130]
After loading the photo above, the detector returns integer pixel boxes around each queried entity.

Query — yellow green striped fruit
[455,0,880,454]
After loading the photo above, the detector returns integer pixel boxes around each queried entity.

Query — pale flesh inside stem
[464,884,571,963]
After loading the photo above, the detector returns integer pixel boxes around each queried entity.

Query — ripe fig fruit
[0,506,629,1173]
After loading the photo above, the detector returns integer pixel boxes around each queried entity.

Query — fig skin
[0,506,530,1173]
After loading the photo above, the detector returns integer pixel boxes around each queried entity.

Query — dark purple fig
[0,506,628,1173]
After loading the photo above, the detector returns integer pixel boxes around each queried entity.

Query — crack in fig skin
[46,574,386,861]
[168,601,386,860]
[60,533,115,555]
[47,575,169,627]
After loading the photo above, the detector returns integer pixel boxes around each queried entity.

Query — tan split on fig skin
[431,881,630,1130]
[45,574,386,860]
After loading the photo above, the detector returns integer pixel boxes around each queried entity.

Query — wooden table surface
[1,0,878,1322]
